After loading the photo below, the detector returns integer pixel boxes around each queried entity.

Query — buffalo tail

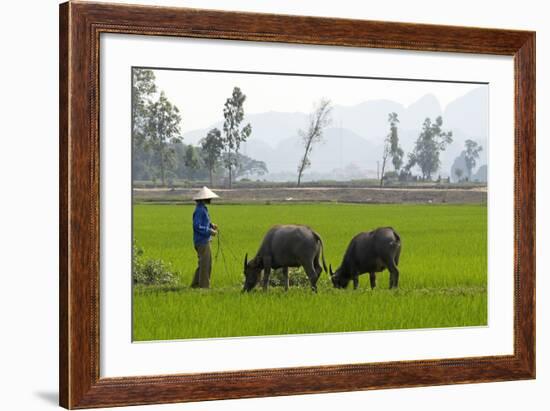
[312,231,328,273]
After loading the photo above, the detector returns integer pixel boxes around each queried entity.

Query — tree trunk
[209,168,213,187]
[379,153,387,187]
[159,150,165,187]
[297,143,311,187]
[228,165,232,189]
[297,158,306,186]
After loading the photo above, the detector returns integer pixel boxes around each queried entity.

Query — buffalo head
[242,253,262,292]
[330,264,350,289]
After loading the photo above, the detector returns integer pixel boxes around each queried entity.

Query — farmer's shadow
[34,391,58,405]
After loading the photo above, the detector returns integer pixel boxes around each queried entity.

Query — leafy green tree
[380,112,404,187]
[406,116,453,180]
[132,69,157,180]
[297,98,332,187]
[235,154,268,179]
[464,139,483,179]
[184,145,201,179]
[132,69,157,145]
[143,91,182,186]
[200,128,224,186]
[388,113,404,172]
[222,87,252,188]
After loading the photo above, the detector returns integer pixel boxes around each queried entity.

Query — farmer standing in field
[190,186,219,288]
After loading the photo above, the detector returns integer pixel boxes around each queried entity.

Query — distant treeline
[133,141,268,186]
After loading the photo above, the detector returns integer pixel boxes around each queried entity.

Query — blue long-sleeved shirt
[193,202,212,246]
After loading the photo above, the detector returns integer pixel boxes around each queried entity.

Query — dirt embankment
[134,186,487,204]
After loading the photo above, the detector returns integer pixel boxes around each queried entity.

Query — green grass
[133,203,487,340]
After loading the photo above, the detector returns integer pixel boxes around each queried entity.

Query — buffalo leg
[304,262,318,292]
[262,257,272,291]
[388,260,399,289]
[353,276,359,290]
[314,258,323,280]
[282,267,289,291]
[395,246,401,266]
[369,272,376,289]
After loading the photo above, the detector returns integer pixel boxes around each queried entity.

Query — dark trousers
[191,242,212,288]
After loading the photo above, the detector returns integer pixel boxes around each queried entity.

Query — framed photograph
[59,1,535,409]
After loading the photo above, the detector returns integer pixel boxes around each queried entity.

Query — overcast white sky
[150,68,484,133]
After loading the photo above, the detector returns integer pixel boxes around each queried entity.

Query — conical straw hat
[192,186,220,201]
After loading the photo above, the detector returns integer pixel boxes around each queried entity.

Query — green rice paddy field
[133,203,487,341]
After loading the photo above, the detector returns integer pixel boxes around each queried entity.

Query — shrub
[268,267,313,288]
[132,242,179,286]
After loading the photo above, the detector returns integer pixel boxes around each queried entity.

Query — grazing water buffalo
[330,227,401,290]
[243,225,327,292]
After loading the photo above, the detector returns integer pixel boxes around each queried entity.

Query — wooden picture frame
[59,1,535,408]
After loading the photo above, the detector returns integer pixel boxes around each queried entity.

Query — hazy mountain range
[182,87,488,181]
